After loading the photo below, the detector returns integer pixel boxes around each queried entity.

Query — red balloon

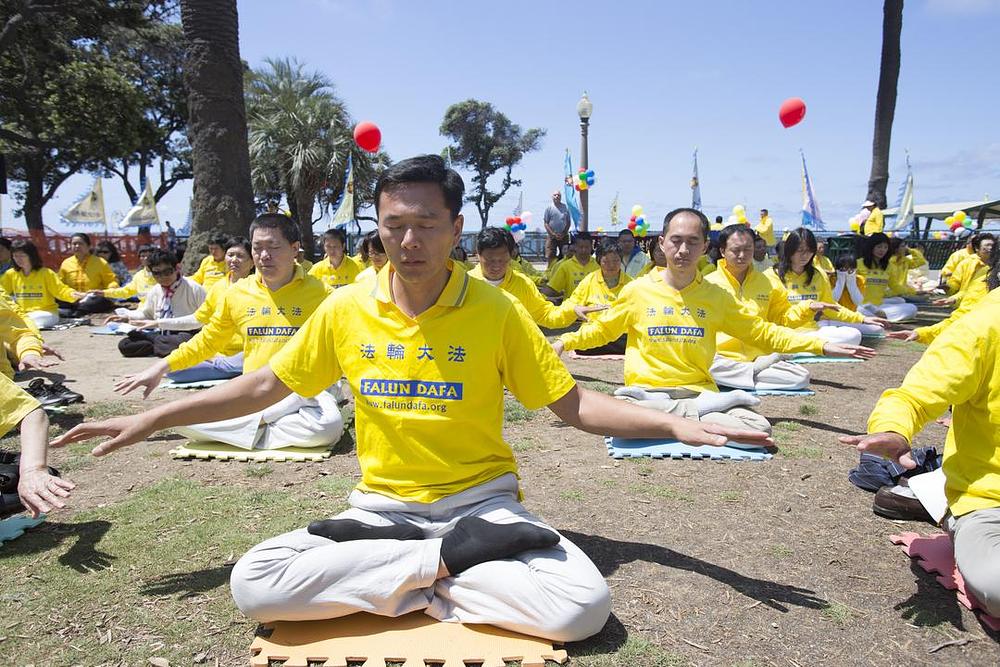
[353,121,381,152]
[778,98,807,128]
[628,221,637,231]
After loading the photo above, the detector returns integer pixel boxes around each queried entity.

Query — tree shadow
[0,519,115,573]
[893,559,968,632]
[141,564,233,599]
[561,530,826,613]
[771,417,858,437]
[331,429,356,455]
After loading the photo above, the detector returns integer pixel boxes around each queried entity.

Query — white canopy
[883,199,1000,221]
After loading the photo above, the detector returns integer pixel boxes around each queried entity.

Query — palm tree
[179,0,255,267]
[246,58,352,259]
[866,0,904,208]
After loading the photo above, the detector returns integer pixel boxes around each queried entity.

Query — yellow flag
[119,180,160,228]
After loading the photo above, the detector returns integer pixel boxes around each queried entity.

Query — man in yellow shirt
[55,155,773,642]
[308,228,363,289]
[554,209,874,432]
[861,200,884,236]
[940,236,977,287]
[540,233,598,299]
[842,272,1000,617]
[940,233,993,302]
[189,233,230,289]
[755,208,776,247]
[113,215,343,451]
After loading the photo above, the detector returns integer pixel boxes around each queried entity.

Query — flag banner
[331,154,355,229]
[800,151,825,231]
[119,179,159,228]
[180,197,193,235]
[691,149,702,211]
[61,178,106,227]
[563,150,582,229]
[892,153,915,231]
[513,190,523,217]
[610,192,620,227]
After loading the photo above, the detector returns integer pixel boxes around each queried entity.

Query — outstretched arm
[17,408,76,518]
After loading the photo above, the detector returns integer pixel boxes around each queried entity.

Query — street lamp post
[577,92,593,232]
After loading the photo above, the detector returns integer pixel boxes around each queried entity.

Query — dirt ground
[3,306,999,666]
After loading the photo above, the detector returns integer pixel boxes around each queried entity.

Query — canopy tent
[882,198,1000,238]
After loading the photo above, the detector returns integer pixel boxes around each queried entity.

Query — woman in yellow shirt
[564,238,632,355]
[355,231,389,284]
[855,232,917,322]
[57,233,118,315]
[1,240,83,329]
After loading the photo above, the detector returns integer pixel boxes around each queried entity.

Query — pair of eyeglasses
[150,267,176,277]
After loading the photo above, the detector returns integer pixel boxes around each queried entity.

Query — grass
[503,397,536,424]
[720,490,742,503]
[772,421,802,434]
[582,380,616,395]
[0,475,357,664]
[778,442,825,460]
[821,601,854,626]
[629,483,693,502]
[560,489,585,502]
[798,402,819,416]
[769,544,794,559]
[511,439,536,453]
[244,463,273,478]
[578,636,688,667]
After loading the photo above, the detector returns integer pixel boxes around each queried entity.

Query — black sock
[440,517,560,576]
[307,518,424,542]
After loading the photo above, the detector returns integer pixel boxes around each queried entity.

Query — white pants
[229,474,611,642]
[27,310,59,329]
[818,320,883,336]
[622,387,772,435]
[860,298,918,322]
[174,389,343,450]
[807,325,863,346]
[710,355,810,391]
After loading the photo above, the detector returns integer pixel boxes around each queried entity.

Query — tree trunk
[179,0,254,271]
[295,191,316,260]
[866,0,904,209]
[22,158,45,232]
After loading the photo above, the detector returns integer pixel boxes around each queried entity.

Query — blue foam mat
[0,514,45,546]
[605,436,773,461]
[789,356,863,364]
[721,387,815,397]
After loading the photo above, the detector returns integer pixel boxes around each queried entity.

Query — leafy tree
[866,0,903,208]
[179,0,255,267]
[439,99,544,226]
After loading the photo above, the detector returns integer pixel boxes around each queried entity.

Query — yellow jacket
[560,271,824,391]
[887,255,915,297]
[0,295,44,378]
[103,268,158,301]
[915,279,988,345]
[765,267,865,328]
[941,247,973,279]
[755,215,775,246]
[58,254,118,291]
[863,207,884,235]
[468,264,576,329]
[813,254,834,276]
[1,268,77,314]
[868,287,1000,517]
[947,255,987,298]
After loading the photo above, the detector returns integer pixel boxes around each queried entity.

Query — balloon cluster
[727,204,749,226]
[575,169,596,191]
[627,204,649,237]
[945,209,972,233]
[504,211,532,243]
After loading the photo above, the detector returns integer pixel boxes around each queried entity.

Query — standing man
[543,190,571,266]
[862,200,884,236]
[755,208,775,249]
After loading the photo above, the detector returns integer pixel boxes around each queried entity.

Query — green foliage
[439,99,545,226]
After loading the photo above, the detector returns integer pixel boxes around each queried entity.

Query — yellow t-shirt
[916,279,989,345]
[863,207,884,235]
[887,255,915,297]
[546,256,599,296]
[0,268,77,314]
[906,249,928,270]
[560,271,825,392]
[0,371,40,438]
[58,254,118,291]
[297,258,314,273]
[0,297,44,379]
[755,215,775,246]
[513,256,545,284]
[869,287,1000,517]
[855,260,892,305]
[941,247,973,279]
[103,268,158,301]
[765,267,865,328]
[947,255,987,298]
[706,261,813,362]
[308,255,363,289]
[467,265,575,329]
[190,255,228,289]
[192,276,244,356]
[812,254,834,276]
[564,268,632,319]
[167,266,330,374]
[269,261,576,503]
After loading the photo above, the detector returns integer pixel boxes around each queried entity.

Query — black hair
[595,237,623,261]
[70,232,92,246]
[146,248,178,269]
[451,245,468,262]
[987,242,1000,291]
[10,239,43,271]
[835,253,857,272]
[777,227,818,285]
[137,244,156,255]
[571,232,592,244]
[861,232,891,271]
[477,226,515,254]
[663,208,710,240]
[374,154,465,220]
[617,228,635,238]
[0,238,11,251]
[360,230,385,263]
[208,233,231,248]
[322,228,347,246]
[249,213,301,244]
[226,236,252,254]
[717,224,755,250]
[714,216,723,224]
[888,236,908,256]
[95,240,122,263]
[972,232,995,252]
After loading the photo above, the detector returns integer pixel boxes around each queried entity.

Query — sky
[3,0,999,236]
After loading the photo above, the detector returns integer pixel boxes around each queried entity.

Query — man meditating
[55,155,774,643]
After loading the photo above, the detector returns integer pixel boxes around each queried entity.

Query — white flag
[61,178,106,226]
[119,180,160,229]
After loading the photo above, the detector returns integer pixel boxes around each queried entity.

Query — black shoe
[25,379,69,408]
[873,485,934,523]
[0,493,26,519]
[48,382,83,405]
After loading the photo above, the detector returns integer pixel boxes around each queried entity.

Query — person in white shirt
[618,229,650,278]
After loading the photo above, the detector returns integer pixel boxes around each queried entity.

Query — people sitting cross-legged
[704,225,812,391]
[830,254,895,337]
[309,228,363,289]
[104,249,206,358]
[1,240,85,329]
[57,233,118,315]
[554,209,874,433]
[189,233,230,289]
[98,244,158,303]
[112,215,343,451]
[562,237,633,355]
[936,233,994,308]
[1,290,62,379]
[854,232,918,322]
[767,228,889,345]
[160,237,254,384]
[54,155,776,643]
[539,232,598,300]
[939,234,977,289]
[841,261,1000,618]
